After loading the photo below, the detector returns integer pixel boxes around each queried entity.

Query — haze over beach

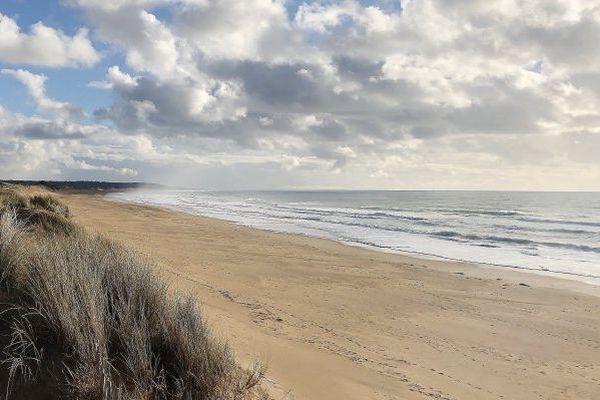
[1,1,600,399]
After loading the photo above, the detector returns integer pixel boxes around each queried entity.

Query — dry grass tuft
[0,185,73,234]
[0,185,266,400]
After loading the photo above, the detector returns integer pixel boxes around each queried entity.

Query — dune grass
[0,185,73,235]
[0,185,266,400]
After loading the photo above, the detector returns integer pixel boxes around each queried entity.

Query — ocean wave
[110,189,600,284]
[517,215,600,227]
[200,204,600,256]
[185,197,600,255]
[496,224,597,235]
[431,230,600,254]
[271,204,428,222]
[343,237,600,280]
[437,208,524,217]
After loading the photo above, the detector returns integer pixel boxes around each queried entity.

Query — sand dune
[62,192,600,400]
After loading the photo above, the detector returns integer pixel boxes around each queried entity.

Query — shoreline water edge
[109,189,600,285]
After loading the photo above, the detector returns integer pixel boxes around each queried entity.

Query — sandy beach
[61,191,600,400]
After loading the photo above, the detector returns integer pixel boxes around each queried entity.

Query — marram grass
[0,185,266,400]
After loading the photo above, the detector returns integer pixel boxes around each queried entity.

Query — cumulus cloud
[93,65,246,133]
[73,0,600,188]
[2,0,600,189]
[1,69,84,120]
[0,13,99,67]
[173,0,299,61]
[0,106,157,180]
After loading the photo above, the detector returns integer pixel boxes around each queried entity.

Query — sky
[1,0,600,190]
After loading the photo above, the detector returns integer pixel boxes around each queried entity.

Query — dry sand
[61,192,600,400]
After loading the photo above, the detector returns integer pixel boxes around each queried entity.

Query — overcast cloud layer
[1,0,600,189]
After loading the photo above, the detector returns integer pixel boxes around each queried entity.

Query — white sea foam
[110,189,600,284]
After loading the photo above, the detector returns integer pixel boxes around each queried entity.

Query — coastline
[61,191,600,399]
[106,192,600,294]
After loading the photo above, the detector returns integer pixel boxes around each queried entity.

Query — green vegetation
[0,185,266,400]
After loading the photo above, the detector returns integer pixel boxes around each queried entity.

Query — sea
[110,189,600,284]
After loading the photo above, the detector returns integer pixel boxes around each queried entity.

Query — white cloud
[0,13,99,67]
[2,0,600,189]
[0,106,166,180]
[174,0,297,61]
[76,0,600,187]
[294,2,353,33]
[1,69,84,120]
[107,66,138,88]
